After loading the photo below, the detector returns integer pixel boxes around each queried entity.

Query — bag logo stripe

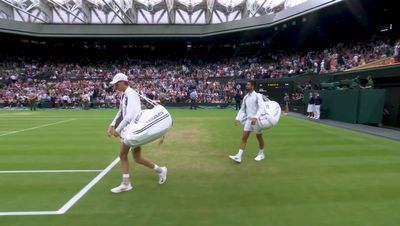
[132,114,170,135]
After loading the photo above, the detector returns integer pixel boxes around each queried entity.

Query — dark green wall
[357,89,385,124]
[304,89,386,124]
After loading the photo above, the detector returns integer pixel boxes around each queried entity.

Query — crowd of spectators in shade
[0,78,239,108]
[1,37,399,108]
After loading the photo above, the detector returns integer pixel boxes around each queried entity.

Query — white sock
[122,174,130,185]
[237,149,244,157]
[153,164,162,173]
[258,149,265,155]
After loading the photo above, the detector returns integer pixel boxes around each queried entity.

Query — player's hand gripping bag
[236,111,247,125]
[121,94,172,147]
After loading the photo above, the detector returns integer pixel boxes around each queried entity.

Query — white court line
[0,117,110,120]
[0,131,17,135]
[0,117,117,216]
[0,132,16,135]
[0,170,102,174]
[58,157,120,214]
[0,157,120,216]
[0,119,76,137]
[0,211,60,216]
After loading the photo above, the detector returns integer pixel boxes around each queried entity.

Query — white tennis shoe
[229,155,242,163]
[254,153,265,161]
[159,166,168,184]
[111,183,133,193]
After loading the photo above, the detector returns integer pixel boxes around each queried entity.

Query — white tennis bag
[121,93,173,148]
[257,99,281,129]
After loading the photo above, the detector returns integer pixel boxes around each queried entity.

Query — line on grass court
[0,118,77,137]
[0,157,120,216]
[0,170,103,174]
[0,116,112,119]
[0,116,120,216]
[57,157,120,214]
[0,131,17,135]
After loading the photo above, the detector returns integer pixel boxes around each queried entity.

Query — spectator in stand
[394,40,400,63]
[1,35,399,109]
[364,76,374,89]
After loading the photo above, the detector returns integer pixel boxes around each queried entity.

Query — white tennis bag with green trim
[122,93,173,148]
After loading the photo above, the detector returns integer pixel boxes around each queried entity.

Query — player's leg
[254,132,265,161]
[239,131,251,150]
[229,130,251,163]
[111,142,132,193]
[132,147,168,184]
[132,146,154,168]
[119,143,130,175]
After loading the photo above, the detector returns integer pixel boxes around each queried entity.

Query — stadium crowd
[0,78,238,108]
[1,36,399,107]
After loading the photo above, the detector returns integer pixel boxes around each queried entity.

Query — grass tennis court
[0,109,400,226]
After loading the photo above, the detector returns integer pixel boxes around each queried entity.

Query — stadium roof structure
[0,0,308,24]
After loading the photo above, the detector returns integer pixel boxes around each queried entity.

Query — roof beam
[31,8,42,22]
[214,9,223,23]
[102,0,127,23]
[52,4,66,22]
[138,8,149,23]
[39,0,53,22]
[126,0,137,23]
[176,8,187,24]
[80,0,93,23]
[241,0,249,18]
[206,0,215,24]
[156,8,166,23]
[193,8,203,23]
[92,7,104,23]
[0,0,47,22]
[232,9,240,21]
[48,0,86,23]
[111,0,134,23]
[251,0,267,17]
[0,0,13,19]
[164,0,174,24]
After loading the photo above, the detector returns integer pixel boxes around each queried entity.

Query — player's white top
[110,87,141,134]
[236,91,264,120]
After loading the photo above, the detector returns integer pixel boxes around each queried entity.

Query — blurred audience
[1,36,399,108]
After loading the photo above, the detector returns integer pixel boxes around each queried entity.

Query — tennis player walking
[229,80,266,163]
[107,73,167,194]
